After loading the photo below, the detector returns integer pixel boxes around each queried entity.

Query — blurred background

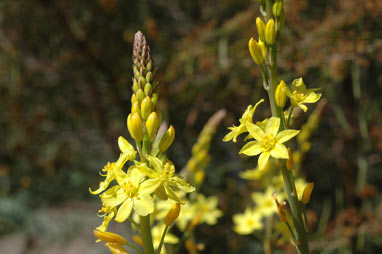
[0,0,382,253]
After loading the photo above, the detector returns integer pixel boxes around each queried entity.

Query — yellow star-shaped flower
[287,78,321,112]
[239,117,299,170]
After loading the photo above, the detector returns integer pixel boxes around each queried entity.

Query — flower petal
[136,163,159,178]
[270,143,289,159]
[276,129,300,143]
[133,195,154,216]
[246,122,265,141]
[304,91,321,103]
[239,141,263,156]
[115,199,133,222]
[265,117,280,136]
[258,152,270,171]
[139,178,161,195]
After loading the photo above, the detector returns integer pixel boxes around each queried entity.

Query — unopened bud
[127,113,143,141]
[265,19,276,45]
[105,243,129,254]
[93,230,127,245]
[256,17,266,42]
[144,83,152,96]
[194,170,205,186]
[140,97,152,120]
[272,0,283,17]
[151,94,158,107]
[159,125,175,152]
[258,39,266,59]
[286,148,294,170]
[131,101,140,114]
[118,136,135,153]
[145,112,160,139]
[138,76,146,87]
[275,80,287,108]
[165,203,181,226]
[145,72,153,83]
[248,37,264,65]
[136,89,145,103]
[302,182,314,204]
[132,79,139,93]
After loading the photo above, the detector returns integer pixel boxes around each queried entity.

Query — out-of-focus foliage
[0,0,382,253]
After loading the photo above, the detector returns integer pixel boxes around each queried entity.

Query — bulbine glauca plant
[90,31,195,254]
[90,31,224,254]
[224,0,321,253]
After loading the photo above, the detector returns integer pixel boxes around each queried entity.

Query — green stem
[127,242,144,254]
[140,215,155,254]
[156,225,169,254]
[266,42,310,254]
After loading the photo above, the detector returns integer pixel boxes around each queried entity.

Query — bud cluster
[248,0,285,66]
[128,31,174,152]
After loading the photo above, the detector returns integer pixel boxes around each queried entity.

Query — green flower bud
[136,89,145,103]
[138,76,146,88]
[278,11,285,31]
[272,0,283,17]
[144,83,152,96]
[127,112,143,142]
[256,17,266,42]
[146,72,153,83]
[131,101,140,114]
[159,125,175,152]
[151,93,158,107]
[132,79,139,92]
[145,112,160,139]
[140,96,152,120]
[265,19,276,45]
[275,80,287,108]
[248,37,264,65]
[131,93,137,104]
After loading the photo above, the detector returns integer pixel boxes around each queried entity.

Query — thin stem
[302,204,309,232]
[140,215,155,254]
[127,242,144,254]
[287,106,294,128]
[156,225,169,254]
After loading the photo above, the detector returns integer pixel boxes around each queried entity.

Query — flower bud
[275,80,287,108]
[194,170,205,186]
[131,101,140,114]
[286,147,294,170]
[138,76,146,87]
[144,83,152,96]
[258,39,266,59]
[118,136,135,153]
[302,182,314,204]
[165,203,181,226]
[132,79,139,93]
[248,37,264,65]
[140,96,152,120]
[151,93,158,107]
[131,93,137,104]
[256,17,266,42]
[93,230,127,245]
[145,72,153,83]
[272,0,283,17]
[136,89,145,103]
[127,113,143,142]
[265,19,276,45]
[105,243,129,254]
[159,125,175,152]
[145,112,160,139]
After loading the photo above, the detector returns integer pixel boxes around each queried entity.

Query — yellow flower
[251,186,281,218]
[239,117,300,170]
[100,167,154,223]
[136,155,195,202]
[287,78,321,112]
[223,99,264,142]
[233,208,262,234]
[90,136,136,195]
